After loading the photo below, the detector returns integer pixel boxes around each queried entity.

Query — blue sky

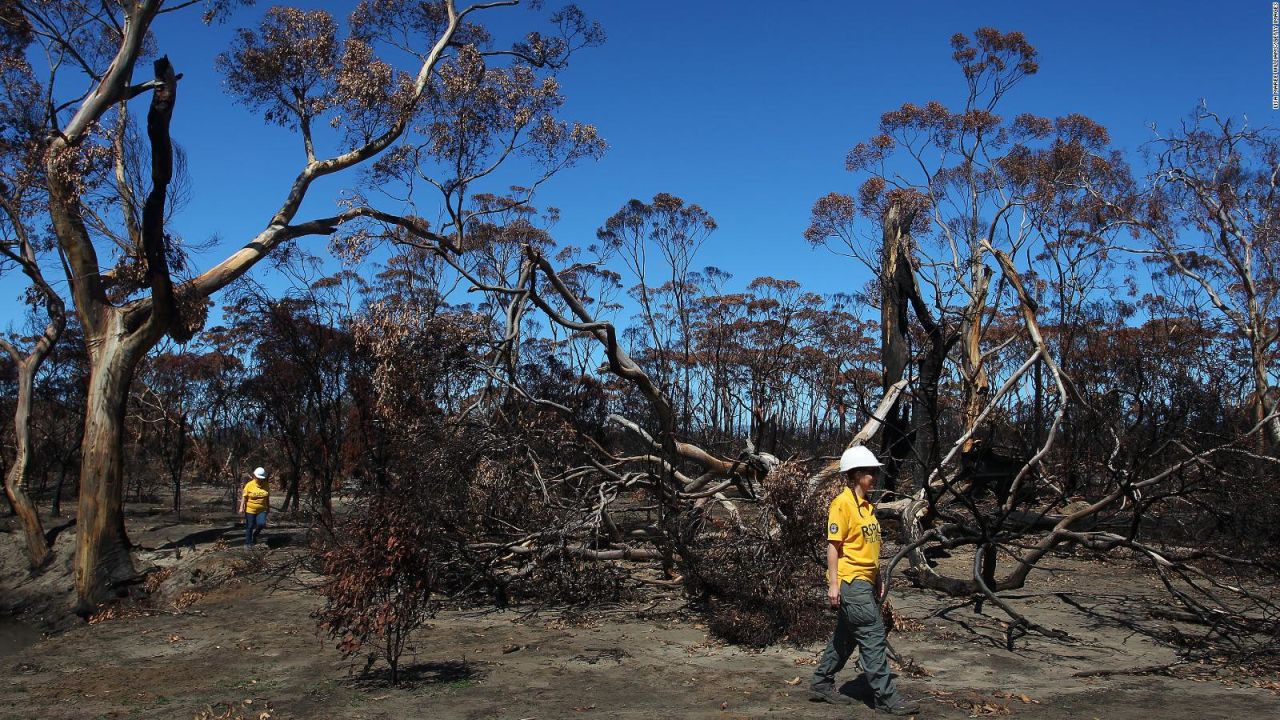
[3,0,1273,331]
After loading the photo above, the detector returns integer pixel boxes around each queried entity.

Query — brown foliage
[217,8,340,128]
[312,456,450,684]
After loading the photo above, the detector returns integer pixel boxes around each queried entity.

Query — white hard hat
[253,467,268,480]
[838,445,883,472]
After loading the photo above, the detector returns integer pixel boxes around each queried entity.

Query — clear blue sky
[4,0,1273,331]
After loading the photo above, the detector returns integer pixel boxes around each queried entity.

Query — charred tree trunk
[879,201,957,490]
[1252,357,1280,453]
[284,467,301,514]
[910,332,949,483]
[171,413,186,517]
[4,367,51,567]
[52,467,67,517]
[880,205,913,492]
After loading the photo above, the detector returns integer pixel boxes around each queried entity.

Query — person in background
[810,445,921,715]
[237,467,271,549]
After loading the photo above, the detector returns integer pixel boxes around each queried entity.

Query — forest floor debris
[1,503,1277,719]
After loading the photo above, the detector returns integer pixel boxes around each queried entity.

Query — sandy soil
[1,496,1277,720]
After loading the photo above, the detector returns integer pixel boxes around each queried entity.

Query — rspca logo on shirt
[829,523,839,534]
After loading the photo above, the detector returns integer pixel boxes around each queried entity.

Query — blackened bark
[880,205,913,492]
[140,56,187,341]
[879,202,957,491]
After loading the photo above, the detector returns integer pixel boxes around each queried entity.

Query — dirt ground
[1,493,1277,720]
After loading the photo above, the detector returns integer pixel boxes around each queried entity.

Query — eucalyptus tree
[13,0,606,610]
[598,194,717,430]
[0,6,64,567]
[800,28,1259,641]
[807,29,1045,482]
[1130,108,1279,451]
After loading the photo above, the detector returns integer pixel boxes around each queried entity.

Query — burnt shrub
[313,421,480,685]
[314,493,440,685]
[680,462,831,647]
[1214,452,1280,559]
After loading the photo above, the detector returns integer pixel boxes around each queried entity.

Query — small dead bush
[313,422,489,685]
[314,487,443,686]
[681,462,831,647]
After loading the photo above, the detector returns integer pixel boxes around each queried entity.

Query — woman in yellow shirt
[237,467,270,549]
[810,446,919,715]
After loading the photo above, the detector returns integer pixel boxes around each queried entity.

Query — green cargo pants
[811,578,901,707]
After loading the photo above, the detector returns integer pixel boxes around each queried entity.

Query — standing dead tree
[1116,107,1280,452]
[802,28,1280,659]
[807,29,1047,491]
[0,187,66,569]
[0,8,65,567]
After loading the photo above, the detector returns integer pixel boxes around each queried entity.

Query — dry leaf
[784,676,802,686]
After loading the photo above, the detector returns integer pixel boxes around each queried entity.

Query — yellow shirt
[242,480,270,514]
[826,487,881,583]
